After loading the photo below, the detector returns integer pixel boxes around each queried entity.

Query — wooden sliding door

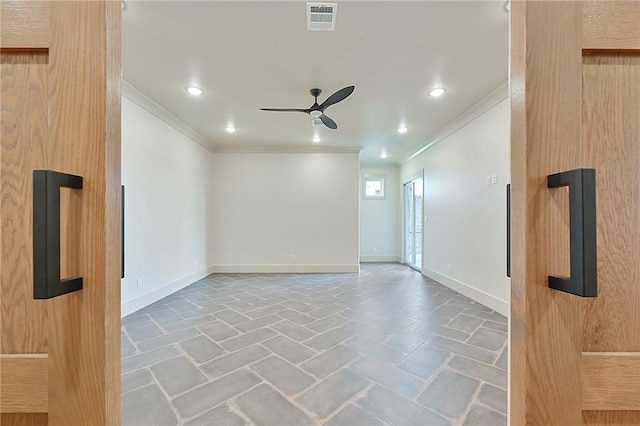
[511,1,640,424]
[1,1,121,424]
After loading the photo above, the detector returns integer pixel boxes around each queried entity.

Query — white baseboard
[210,264,360,274]
[360,256,401,263]
[422,268,509,316]
[121,266,216,317]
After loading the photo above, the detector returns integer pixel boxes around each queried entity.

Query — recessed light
[186,86,203,96]
[398,126,408,134]
[312,136,321,143]
[380,152,388,159]
[225,125,236,133]
[429,87,446,97]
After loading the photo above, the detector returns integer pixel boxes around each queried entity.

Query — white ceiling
[122,1,508,167]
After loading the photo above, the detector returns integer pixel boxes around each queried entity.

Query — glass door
[404,177,423,270]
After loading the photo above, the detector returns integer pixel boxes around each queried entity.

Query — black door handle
[547,168,597,297]
[121,185,125,279]
[507,184,511,278]
[33,170,83,299]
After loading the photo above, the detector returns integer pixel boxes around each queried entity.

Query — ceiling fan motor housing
[310,88,323,116]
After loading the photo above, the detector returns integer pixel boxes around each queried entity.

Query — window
[363,175,385,199]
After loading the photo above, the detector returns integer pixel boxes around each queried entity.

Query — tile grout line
[122,264,508,426]
[145,356,185,424]
[320,379,375,425]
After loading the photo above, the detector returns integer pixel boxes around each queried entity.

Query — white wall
[360,167,401,262]
[121,96,216,316]
[402,96,510,315]
[210,152,360,273]
[121,78,507,315]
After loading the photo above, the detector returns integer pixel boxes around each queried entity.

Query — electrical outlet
[485,176,491,186]
[291,254,296,261]
[448,264,452,272]
[136,279,142,288]
[492,174,498,184]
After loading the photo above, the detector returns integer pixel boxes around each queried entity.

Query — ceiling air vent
[307,3,337,31]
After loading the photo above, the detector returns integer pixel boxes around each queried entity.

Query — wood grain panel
[581,54,640,353]
[583,411,640,425]
[0,414,48,426]
[583,1,640,51]
[0,1,49,49]
[0,51,48,354]
[46,2,121,425]
[582,353,640,410]
[509,2,526,422]
[510,1,583,424]
[0,354,48,413]
[104,0,123,418]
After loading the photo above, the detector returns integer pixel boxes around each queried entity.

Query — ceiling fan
[260,85,355,130]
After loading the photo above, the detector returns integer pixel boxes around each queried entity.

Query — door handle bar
[33,170,83,299]
[507,184,511,278]
[547,168,597,297]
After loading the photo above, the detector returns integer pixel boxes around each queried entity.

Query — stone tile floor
[122,263,508,426]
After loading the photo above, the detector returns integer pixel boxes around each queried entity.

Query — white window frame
[363,175,386,200]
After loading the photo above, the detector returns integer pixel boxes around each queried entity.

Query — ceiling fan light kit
[260,85,355,130]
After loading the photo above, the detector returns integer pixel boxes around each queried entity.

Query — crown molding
[212,145,363,155]
[122,81,361,157]
[360,164,400,170]
[123,78,506,163]
[403,82,509,164]
[122,80,214,151]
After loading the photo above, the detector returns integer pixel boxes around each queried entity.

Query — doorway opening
[403,175,423,271]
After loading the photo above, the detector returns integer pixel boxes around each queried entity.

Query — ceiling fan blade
[319,85,355,109]
[260,108,309,113]
[320,114,338,129]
